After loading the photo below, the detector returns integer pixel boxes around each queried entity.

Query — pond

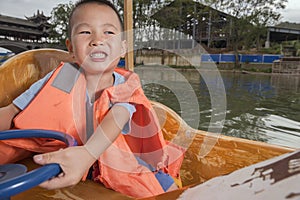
[135,66,300,149]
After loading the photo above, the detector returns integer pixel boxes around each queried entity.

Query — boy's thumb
[33,153,51,165]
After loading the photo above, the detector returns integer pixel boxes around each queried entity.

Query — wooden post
[124,0,134,71]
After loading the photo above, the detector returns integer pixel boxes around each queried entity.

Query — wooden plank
[124,0,134,71]
[178,149,300,200]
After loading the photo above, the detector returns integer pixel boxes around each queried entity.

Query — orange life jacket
[3,62,185,198]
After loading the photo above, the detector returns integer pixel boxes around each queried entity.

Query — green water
[136,66,300,149]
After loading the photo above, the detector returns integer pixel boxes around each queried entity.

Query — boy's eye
[79,31,91,34]
[104,31,115,35]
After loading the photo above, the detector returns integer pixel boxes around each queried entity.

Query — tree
[207,0,287,68]
[48,1,74,47]
[47,0,160,46]
[130,0,172,42]
[113,0,174,48]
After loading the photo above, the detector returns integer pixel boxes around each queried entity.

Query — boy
[0,0,184,198]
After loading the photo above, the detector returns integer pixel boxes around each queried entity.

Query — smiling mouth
[90,52,107,59]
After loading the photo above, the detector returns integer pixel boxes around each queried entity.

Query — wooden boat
[0,48,296,199]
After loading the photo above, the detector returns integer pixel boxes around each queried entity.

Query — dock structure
[272,57,300,74]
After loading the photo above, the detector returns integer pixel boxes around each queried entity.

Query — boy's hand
[33,146,96,190]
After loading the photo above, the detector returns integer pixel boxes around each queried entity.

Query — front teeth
[90,52,106,58]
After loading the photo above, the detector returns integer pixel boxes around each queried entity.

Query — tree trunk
[234,43,240,69]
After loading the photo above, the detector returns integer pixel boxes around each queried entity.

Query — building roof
[0,24,44,36]
[0,12,51,39]
[25,10,51,21]
[0,14,37,28]
[152,0,231,29]
[275,22,300,31]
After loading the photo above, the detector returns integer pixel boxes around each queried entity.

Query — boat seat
[0,49,74,107]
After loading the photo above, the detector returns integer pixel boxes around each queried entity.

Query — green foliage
[259,44,281,54]
[47,0,166,45]
[48,1,74,46]
[210,0,287,26]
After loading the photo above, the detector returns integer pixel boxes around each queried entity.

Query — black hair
[67,0,123,39]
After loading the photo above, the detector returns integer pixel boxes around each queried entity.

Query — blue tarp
[240,55,263,63]
[201,54,282,64]
[263,55,282,63]
[220,54,236,62]
[201,54,220,62]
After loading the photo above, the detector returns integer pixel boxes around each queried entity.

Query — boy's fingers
[33,152,57,165]
[39,174,67,190]
[33,151,70,189]
[34,148,64,164]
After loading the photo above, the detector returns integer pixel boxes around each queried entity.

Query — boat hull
[0,49,294,199]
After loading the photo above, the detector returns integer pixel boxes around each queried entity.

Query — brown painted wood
[124,0,134,71]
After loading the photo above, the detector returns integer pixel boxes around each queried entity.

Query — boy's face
[66,3,126,74]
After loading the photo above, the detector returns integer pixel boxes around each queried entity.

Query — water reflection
[136,66,300,149]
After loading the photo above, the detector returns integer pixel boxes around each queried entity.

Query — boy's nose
[90,36,105,46]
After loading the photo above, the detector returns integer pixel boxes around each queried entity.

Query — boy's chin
[82,63,116,74]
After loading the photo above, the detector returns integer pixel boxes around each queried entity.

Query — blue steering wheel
[0,129,77,199]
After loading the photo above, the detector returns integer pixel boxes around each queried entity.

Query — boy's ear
[65,38,73,54]
[120,40,127,58]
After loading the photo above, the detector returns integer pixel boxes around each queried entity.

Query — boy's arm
[0,104,20,130]
[84,104,131,159]
[33,104,130,190]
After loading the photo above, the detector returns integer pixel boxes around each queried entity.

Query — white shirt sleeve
[114,102,136,134]
[112,71,137,134]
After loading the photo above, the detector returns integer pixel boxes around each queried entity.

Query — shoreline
[135,64,300,76]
